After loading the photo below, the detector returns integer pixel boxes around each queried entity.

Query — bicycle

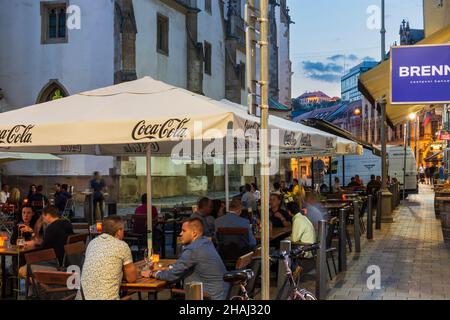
[225,244,319,300]
[223,269,254,300]
[273,244,318,300]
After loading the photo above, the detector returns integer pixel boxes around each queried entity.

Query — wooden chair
[216,228,251,271]
[235,251,254,270]
[224,251,256,299]
[67,233,89,244]
[33,270,78,300]
[72,223,89,234]
[63,241,86,269]
[24,249,60,299]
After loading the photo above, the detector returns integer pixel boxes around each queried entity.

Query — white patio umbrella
[0,152,61,164]
[0,76,339,256]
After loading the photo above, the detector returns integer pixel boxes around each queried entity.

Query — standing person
[241,184,257,213]
[90,171,106,218]
[419,165,425,184]
[367,175,382,196]
[439,163,446,182]
[144,218,229,300]
[425,165,431,185]
[79,216,137,300]
[430,164,437,185]
[0,184,9,204]
[251,183,261,203]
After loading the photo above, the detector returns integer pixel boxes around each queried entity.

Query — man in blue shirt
[144,218,228,300]
[215,198,257,250]
[439,163,446,181]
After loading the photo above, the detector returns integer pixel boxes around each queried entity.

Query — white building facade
[0,0,293,202]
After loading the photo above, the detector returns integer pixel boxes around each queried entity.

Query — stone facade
[0,0,293,203]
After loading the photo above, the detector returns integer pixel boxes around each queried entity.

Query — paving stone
[327,185,450,301]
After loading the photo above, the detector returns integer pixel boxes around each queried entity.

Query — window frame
[204,41,212,76]
[205,0,212,14]
[40,1,69,45]
[156,13,169,56]
[239,62,246,90]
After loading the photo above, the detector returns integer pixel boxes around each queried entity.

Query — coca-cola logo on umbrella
[0,125,34,144]
[132,119,190,141]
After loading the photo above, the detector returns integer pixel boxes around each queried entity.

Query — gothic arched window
[36,80,69,104]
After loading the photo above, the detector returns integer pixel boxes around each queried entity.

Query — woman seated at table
[269,193,292,228]
[10,206,39,245]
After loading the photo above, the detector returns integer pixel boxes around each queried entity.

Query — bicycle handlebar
[253,243,320,262]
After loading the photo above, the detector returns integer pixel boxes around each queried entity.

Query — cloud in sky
[302,54,378,83]
[302,60,344,83]
[327,54,359,62]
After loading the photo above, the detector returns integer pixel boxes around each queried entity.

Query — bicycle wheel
[299,289,317,301]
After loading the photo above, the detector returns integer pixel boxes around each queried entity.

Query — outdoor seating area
[0,171,405,301]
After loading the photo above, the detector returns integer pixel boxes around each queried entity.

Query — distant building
[341,61,378,102]
[294,91,333,106]
[295,100,364,140]
[399,19,424,45]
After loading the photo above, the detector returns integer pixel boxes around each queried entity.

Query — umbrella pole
[259,0,270,301]
[224,153,230,211]
[146,144,153,255]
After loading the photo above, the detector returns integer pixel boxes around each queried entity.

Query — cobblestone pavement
[327,184,450,300]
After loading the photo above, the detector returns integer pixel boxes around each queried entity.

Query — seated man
[144,218,228,300]
[191,197,214,237]
[347,177,360,188]
[135,193,158,219]
[286,202,316,245]
[215,198,257,250]
[269,193,292,227]
[19,206,74,278]
[79,216,137,300]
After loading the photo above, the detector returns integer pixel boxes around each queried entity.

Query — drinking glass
[16,232,25,249]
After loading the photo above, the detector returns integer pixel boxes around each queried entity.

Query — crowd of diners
[2,171,390,300]
[1,177,329,300]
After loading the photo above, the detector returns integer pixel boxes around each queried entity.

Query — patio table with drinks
[0,235,34,299]
[120,256,176,297]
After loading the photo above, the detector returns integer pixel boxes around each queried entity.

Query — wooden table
[255,226,292,242]
[120,259,176,295]
[0,245,34,299]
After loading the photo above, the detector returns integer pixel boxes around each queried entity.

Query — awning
[424,151,443,162]
[0,152,61,164]
[299,118,381,156]
[359,25,450,126]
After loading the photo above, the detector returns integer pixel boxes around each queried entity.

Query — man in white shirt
[0,184,9,204]
[79,216,137,300]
